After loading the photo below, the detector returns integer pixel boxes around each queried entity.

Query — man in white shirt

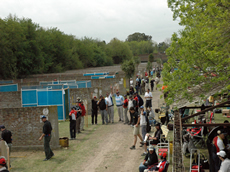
[144,89,152,111]
[105,87,114,123]
[217,151,230,172]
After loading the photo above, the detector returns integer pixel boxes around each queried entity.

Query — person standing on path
[97,95,108,125]
[91,93,98,125]
[79,100,86,131]
[123,95,129,124]
[74,101,82,133]
[130,107,143,150]
[39,116,54,161]
[150,78,155,92]
[69,107,77,140]
[0,126,12,155]
[144,89,153,111]
[105,87,114,123]
[140,106,147,142]
[114,90,124,122]
[128,95,137,125]
[145,76,149,91]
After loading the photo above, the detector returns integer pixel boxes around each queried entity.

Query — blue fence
[21,84,69,90]
[91,75,115,79]
[0,84,18,92]
[83,72,109,76]
[0,80,13,84]
[22,89,66,120]
[39,80,91,88]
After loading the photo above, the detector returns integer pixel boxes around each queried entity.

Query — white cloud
[0,0,183,43]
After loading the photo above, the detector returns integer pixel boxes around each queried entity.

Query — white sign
[43,108,49,115]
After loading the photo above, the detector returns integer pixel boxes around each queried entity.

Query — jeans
[123,108,129,123]
[92,110,98,124]
[80,116,84,130]
[117,106,123,121]
[141,125,147,141]
[139,162,148,172]
[70,120,76,138]
[44,135,54,159]
[108,106,114,122]
[101,110,108,124]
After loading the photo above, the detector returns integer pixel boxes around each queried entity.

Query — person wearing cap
[144,89,153,111]
[39,116,54,161]
[140,106,147,143]
[114,89,124,122]
[69,107,77,140]
[91,93,98,125]
[123,94,129,124]
[138,145,158,172]
[141,123,163,156]
[128,95,137,125]
[213,129,227,153]
[130,107,143,150]
[0,126,12,155]
[105,86,114,123]
[0,156,9,172]
[79,100,86,131]
[147,153,168,172]
[74,101,82,133]
[217,150,230,172]
[97,95,108,125]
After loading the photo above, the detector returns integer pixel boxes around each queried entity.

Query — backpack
[137,95,144,106]
[99,99,106,110]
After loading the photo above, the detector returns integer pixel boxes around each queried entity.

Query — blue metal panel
[87,82,91,88]
[48,91,63,105]
[0,80,13,84]
[91,76,105,79]
[22,90,37,105]
[105,75,115,79]
[57,106,64,120]
[0,84,18,92]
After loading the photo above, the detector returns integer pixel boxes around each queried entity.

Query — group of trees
[0,15,171,79]
[162,0,230,105]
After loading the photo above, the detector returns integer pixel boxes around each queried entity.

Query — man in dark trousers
[97,95,108,125]
[74,101,82,133]
[39,116,54,161]
[91,93,98,125]
[69,107,77,140]
[0,125,12,155]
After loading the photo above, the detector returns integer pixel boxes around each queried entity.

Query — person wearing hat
[130,107,143,150]
[213,129,227,153]
[138,145,158,172]
[140,106,147,143]
[74,101,82,133]
[79,100,86,131]
[69,107,77,140]
[217,150,230,172]
[91,93,98,125]
[146,153,168,172]
[39,116,54,161]
[97,95,108,125]
[0,126,12,155]
[141,123,162,156]
[0,156,9,172]
[123,94,129,124]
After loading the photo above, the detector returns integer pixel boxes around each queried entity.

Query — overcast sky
[0,0,183,43]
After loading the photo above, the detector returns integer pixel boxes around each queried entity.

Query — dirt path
[10,81,164,172]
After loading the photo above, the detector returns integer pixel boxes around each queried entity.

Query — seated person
[139,145,158,172]
[141,123,163,156]
[217,150,230,172]
[145,152,168,172]
[0,156,9,172]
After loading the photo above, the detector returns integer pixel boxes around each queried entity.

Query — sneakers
[43,158,49,161]
[141,152,147,156]
[130,145,135,150]
[139,144,143,147]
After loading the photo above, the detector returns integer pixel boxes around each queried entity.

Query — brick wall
[0,91,21,108]
[0,106,59,149]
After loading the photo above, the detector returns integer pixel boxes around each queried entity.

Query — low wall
[0,106,59,149]
[0,91,21,108]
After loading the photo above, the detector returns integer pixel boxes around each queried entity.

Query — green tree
[163,0,230,105]
[148,53,154,62]
[146,61,153,76]
[126,32,152,42]
[121,59,136,87]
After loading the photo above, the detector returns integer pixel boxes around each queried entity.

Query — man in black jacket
[39,116,54,161]
[139,145,158,172]
[97,95,108,125]
[91,93,98,125]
